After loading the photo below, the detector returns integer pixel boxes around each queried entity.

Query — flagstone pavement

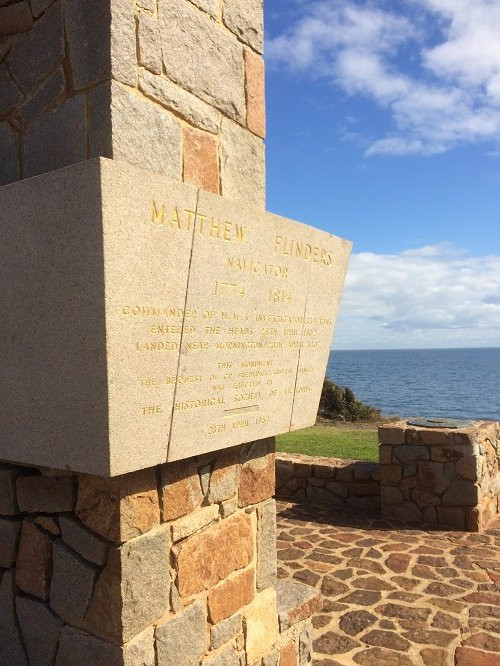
[276,500,500,666]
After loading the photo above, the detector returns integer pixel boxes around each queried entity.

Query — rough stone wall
[0,438,318,665]
[0,0,266,207]
[275,453,381,514]
[379,421,500,531]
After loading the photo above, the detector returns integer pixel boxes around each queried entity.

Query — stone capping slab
[276,579,321,632]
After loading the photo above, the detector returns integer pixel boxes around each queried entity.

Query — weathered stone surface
[16,520,53,600]
[17,67,65,124]
[50,540,98,624]
[380,465,402,485]
[417,462,453,494]
[454,646,500,665]
[339,610,377,636]
[208,567,255,623]
[138,11,162,75]
[378,425,406,445]
[223,0,263,53]
[122,626,156,666]
[156,600,206,666]
[183,126,219,194]
[381,486,403,504]
[401,629,454,647]
[321,576,349,597]
[85,525,170,643]
[171,503,219,542]
[16,596,63,666]
[419,648,449,666]
[110,83,181,179]
[244,588,278,664]
[177,511,253,596]
[24,94,86,178]
[220,117,265,209]
[456,455,482,481]
[17,474,74,513]
[190,0,218,18]
[0,64,23,114]
[277,579,322,631]
[0,122,18,185]
[64,0,109,89]
[110,0,137,86]
[353,647,414,665]
[59,514,109,565]
[280,642,298,666]
[76,468,160,543]
[208,452,238,502]
[137,0,156,10]
[9,2,63,93]
[442,480,479,506]
[56,627,122,666]
[0,517,21,567]
[376,604,430,622]
[393,502,423,523]
[159,0,245,121]
[211,614,242,650]
[0,571,27,665]
[314,632,360,654]
[245,49,265,138]
[411,489,440,508]
[0,1,33,35]
[437,506,466,529]
[161,459,203,521]
[30,0,53,17]
[394,445,429,464]
[139,69,221,133]
[257,498,277,591]
[361,629,410,651]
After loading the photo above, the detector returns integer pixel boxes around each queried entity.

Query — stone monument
[0,0,350,663]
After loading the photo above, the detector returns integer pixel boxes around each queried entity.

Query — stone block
[380,465,402,485]
[0,64,23,114]
[59,514,110,565]
[379,446,392,464]
[411,489,440,508]
[137,0,156,10]
[56,627,122,666]
[442,480,479,506]
[155,600,206,666]
[139,69,221,133]
[220,117,265,208]
[208,567,255,623]
[64,0,109,89]
[24,94,87,178]
[239,441,275,507]
[9,1,63,93]
[183,126,219,194]
[161,459,203,521]
[243,588,278,664]
[0,122,19,185]
[160,0,245,122]
[380,486,403,505]
[171,504,219,542]
[223,0,264,53]
[211,614,242,650]
[378,424,406,445]
[0,571,27,665]
[437,506,466,530]
[204,646,242,666]
[17,475,75,513]
[245,49,266,138]
[30,0,53,17]
[17,67,66,125]
[16,520,53,600]
[276,580,322,631]
[393,502,422,524]
[0,1,33,35]
[190,0,218,18]
[110,0,137,86]
[257,498,277,592]
[76,468,160,543]
[209,452,238,503]
[176,512,254,596]
[417,462,453,494]
[0,517,21,567]
[138,11,162,75]
[84,525,170,643]
[50,540,98,624]
[394,445,429,464]
[0,467,20,515]
[280,642,298,666]
[16,596,63,666]
[456,455,482,481]
[123,627,156,666]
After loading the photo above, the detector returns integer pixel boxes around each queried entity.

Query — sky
[264,0,500,350]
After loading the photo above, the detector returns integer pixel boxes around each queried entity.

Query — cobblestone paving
[277,500,500,666]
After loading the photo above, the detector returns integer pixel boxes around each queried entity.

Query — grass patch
[276,425,379,462]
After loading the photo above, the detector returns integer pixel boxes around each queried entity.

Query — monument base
[0,439,319,665]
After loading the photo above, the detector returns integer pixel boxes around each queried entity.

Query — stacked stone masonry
[276,454,381,514]
[0,0,266,207]
[379,421,500,531]
[0,438,319,665]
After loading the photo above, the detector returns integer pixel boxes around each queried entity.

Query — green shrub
[319,378,381,422]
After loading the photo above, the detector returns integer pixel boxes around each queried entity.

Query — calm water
[327,348,500,422]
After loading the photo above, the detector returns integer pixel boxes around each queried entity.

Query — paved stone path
[276,500,500,666]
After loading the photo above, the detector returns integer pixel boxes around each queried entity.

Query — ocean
[326,347,500,422]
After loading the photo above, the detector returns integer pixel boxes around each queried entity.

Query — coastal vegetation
[318,378,381,422]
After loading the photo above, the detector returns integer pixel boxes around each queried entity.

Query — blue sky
[264,0,500,349]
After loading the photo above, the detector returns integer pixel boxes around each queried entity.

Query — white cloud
[267,0,500,155]
[333,244,500,348]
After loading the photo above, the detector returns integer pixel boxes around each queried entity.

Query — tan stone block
[155,600,206,666]
[76,467,160,543]
[183,127,219,195]
[16,520,53,600]
[245,49,265,138]
[171,503,219,542]
[239,443,275,507]
[211,613,242,650]
[378,424,406,445]
[159,0,245,122]
[161,459,203,521]
[110,0,137,86]
[17,474,75,513]
[176,513,253,596]
[256,499,277,592]
[209,452,239,503]
[138,11,162,75]
[123,626,156,666]
[243,588,278,664]
[139,69,221,133]
[220,117,265,208]
[223,0,263,53]
[276,580,322,631]
[190,0,218,18]
[208,567,255,623]
[279,642,298,666]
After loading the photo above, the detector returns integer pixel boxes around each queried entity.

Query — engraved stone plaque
[0,158,351,475]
